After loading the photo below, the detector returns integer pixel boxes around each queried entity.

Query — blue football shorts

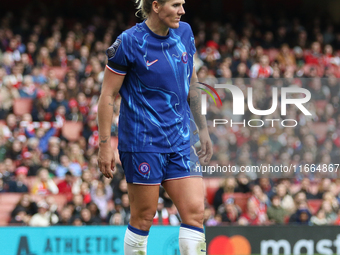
[119,146,202,185]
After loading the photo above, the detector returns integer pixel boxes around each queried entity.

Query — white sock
[124,224,149,255]
[179,223,206,255]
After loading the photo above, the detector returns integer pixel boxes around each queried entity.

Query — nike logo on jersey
[146,59,158,67]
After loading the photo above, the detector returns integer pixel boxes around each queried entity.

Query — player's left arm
[188,66,213,165]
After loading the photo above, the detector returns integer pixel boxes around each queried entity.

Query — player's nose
[178,5,185,15]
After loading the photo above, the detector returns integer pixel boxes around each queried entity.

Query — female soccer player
[97,0,212,254]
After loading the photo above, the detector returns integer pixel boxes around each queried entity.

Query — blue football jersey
[106,21,196,153]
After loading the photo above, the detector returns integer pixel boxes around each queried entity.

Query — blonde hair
[135,0,168,19]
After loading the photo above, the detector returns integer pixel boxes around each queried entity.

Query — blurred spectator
[250,55,273,78]
[57,207,72,225]
[70,194,85,217]
[19,75,37,98]
[30,168,59,195]
[320,200,337,224]
[0,75,19,118]
[11,194,38,219]
[9,209,30,226]
[238,200,267,226]
[311,210,328,225]
[204,206,219,226]
[25,126,56,153]
[77,181,92,204]
[121,194,131,225]
[297,178,317,199]
[90,178,113,219]
[276,183,295,214]
[66,98,83,121]
[113,177,128,200]
[213,177,239,211]
[7,166,29,192]
[305,42,322,65]
[55,155,82,178]
[57,171,74,201]
[289,201,312,225]
[29,200,58,226]
[267,195,287,224]
[109,212,124,225]
[235,173,251,193]
[218,197,241,224]
[276,44,296,71]
[153,197,170,225]
[36,47,52,67]
[80,208,101,225]
[249,185,269,217]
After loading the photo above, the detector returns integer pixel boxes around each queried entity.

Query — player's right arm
[97,68,125,178]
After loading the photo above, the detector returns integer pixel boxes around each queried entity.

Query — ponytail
[134,0,168,19]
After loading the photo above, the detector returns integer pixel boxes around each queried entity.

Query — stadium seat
[222,192,252,212]
[0,193,23,224]
[204,178,223,205]
[13,98,33,116]
[61,121,83,142]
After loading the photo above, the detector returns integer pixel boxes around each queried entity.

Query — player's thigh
[162,177,205,226]
[127,183,159,217]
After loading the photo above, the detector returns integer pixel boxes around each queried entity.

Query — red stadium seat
[0,193,23,225]
[204,178,222,205]
[222,192,252,212]
[61,121,83,142]
[13,98,33,116]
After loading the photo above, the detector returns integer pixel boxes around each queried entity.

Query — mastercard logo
[208,235,251,255]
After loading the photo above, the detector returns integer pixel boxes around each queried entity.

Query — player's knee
[182,202,205,227]
[131,209,156,231]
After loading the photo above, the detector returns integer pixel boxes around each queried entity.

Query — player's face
[158,0,185,29]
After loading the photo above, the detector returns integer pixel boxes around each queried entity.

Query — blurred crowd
[1,3,340,227]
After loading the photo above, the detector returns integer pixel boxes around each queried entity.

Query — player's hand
[98,147,116,178]
[197,128,213,165]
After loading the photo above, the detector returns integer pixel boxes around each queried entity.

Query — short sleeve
[188,25,196,56]
[106,33,130,76]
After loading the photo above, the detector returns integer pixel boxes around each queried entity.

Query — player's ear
[152,0,161,14]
